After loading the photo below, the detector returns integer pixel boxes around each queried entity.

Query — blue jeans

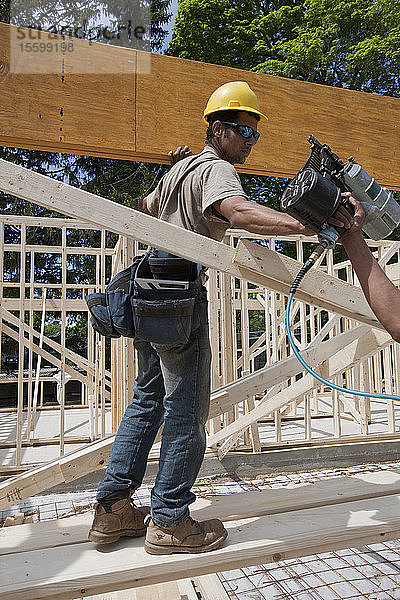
[97,313,211,527]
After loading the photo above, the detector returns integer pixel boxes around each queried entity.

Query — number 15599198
[19,42,74,52]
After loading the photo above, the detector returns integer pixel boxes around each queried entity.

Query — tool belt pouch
[85,255,145,338]
[131,295,196,346]
[86,293,121,338]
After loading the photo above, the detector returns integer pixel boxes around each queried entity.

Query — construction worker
[88,81,354,554]
[340,196,400,343]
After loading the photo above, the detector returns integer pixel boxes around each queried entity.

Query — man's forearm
[218,198,310,236]
[342,232,400,341]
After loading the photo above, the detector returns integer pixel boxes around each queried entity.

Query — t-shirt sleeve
[146,183,161,217]
[201,161,248,222]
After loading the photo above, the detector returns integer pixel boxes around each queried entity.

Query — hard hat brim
[203,105,268,124]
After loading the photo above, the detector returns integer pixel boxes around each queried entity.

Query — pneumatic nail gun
[281,135,400,250]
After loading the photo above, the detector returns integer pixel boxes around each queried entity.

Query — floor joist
[2,470,400,600]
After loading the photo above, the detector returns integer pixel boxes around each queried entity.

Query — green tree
[0,0,172,360]
[169,0,400,95]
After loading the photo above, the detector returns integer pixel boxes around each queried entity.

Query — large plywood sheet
[136,52,400,187]
[1,23,399,188]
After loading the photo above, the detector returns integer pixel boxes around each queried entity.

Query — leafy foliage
[169,0,400,95]
[169,0,400,223]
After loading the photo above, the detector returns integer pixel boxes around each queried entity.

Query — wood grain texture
[1,23,399,188]
[0,24,135,157]
[208,327,391,446]
[0,158,381,327]
[194,574,229,600]
[0,325,371,510]
[2,485,400,599]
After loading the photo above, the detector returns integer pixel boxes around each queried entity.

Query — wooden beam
[0,158,382,328]
[1,321,92,388]
[3,469,400,555]
[0,436,114,510]
[2,476,400,599]
[1,23,400,188]
[0,325,367,508]
[193,575,229,600]
[1,306,95,375]
[210,324,372,418]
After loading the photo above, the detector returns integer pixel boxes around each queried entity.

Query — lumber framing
[0,306,95,381]
[0,159,394,506]
[208,327,391,449]
[1,23,400,188]
[0,324,391,510]
[2,471,400,599]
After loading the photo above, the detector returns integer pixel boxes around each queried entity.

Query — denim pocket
[192,290,209,332]
[131,297,195,346]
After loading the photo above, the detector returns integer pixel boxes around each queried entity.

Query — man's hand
[327,192,354,230]
[168,145,192,165]
[334,192,365,243]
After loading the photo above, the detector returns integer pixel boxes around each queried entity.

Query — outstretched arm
[215,195,354,237]
[215,196,314,236]
[341,197,400,342]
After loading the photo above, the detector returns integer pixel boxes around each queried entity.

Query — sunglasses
[221,121,260,143]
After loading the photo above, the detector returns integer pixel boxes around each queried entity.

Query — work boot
[88,497,150,544]
[144,515,228,554]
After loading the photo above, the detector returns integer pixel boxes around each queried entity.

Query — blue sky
[162,0,178,51]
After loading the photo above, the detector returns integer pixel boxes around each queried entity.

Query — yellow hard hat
[203,81,268,123]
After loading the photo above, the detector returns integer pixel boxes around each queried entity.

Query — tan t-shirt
[146,146,248,241]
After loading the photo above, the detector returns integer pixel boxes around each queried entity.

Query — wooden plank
[1,23,400,188]
[0,215,102,228]
[176,579,198,600]
[16,224,26,465]
[82,581,184,600]
[30,288,47,438]
[82,580,197,600]
[0,436,113,510]
[1,321,92,388]
[2,492,400,599]
[2,299,92,310]
[0,24,136,159]
[0,462,64,508]
[1,306,95,374]
[3,469,400,556]
[0,158,382,329]
[135,582,182,600]
[210,324,376,418]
